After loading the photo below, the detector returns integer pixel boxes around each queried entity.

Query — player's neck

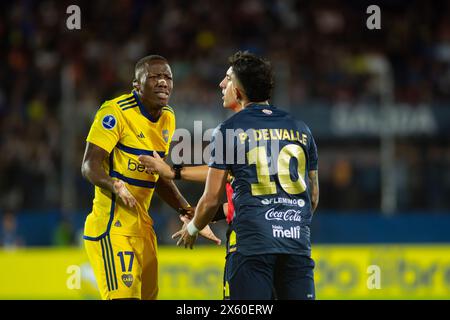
[138,94,163,119]
[146,107,162,120]
[242,100,269,109]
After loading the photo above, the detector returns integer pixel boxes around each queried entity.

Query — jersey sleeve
[165,110,176,157]
[208,123,229,171]
[86,103,123,153]
[307,128,318,171]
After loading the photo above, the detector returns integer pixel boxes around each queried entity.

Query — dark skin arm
[155,176,191,212]
[308,170,319,214]
[172,168,228,248]
[81,142,115,193]
[155,167,222,245]
[81,142,137,207]
[138,153,229,220]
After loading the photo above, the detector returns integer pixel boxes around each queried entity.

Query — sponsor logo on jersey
[127,159,146,172]
[265,208,302,222]
[272,225,301,239]
[162,129,169,143]
[102,115,116,130]
[262,109,273,115]
[261,198,305,208]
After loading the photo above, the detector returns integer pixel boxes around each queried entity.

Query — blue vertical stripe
[106,235,118,290]
[102,237,115,291]
[100,239,111,291]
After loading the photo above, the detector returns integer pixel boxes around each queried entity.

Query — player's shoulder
[104,91,139,112]
[271,106,314,135]
[214,109,251,134]
[292,116,312,134]
[220,111,241,128]
[161,105,175,118]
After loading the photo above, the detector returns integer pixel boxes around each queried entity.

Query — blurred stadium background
[1,0,450,299]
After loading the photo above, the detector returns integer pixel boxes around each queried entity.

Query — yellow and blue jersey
[83,90,176,240]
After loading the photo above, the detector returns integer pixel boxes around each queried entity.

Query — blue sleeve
[208,124,229,170]
[307,129,318,171]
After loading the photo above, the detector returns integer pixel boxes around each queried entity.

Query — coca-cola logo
[265,208,302,222]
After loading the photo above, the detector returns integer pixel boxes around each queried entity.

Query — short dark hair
[228,51,274,102]
[134,55,168,79]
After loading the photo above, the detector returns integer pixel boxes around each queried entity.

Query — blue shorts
[224,252,315,300]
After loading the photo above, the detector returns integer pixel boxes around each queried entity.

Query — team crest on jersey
[122,274,134,288]
[262,109,272,115]
[102,115,116,130]
[162,129,169,143]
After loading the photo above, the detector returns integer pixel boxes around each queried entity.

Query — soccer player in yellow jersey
[81,55,218,300]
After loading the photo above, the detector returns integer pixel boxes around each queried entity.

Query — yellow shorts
[84,231,158,300]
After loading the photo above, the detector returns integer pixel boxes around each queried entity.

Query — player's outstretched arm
[155,176,221,245]
[81,142,137,207]
[308,170,319,214]
[154,176,191,211]
[179,214,221,245]
[172,168,228,249]
[139,153,209,183]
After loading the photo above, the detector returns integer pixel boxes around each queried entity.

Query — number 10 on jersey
[247,144,306,196]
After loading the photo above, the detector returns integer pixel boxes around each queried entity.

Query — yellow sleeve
[86,103,123,153]
[165,110,176,156]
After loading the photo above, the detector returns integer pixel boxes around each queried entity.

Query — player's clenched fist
[113,180,137,208]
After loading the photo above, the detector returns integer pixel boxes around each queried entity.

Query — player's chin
[155,98,169,108]
[224,100,237,110]
[222,100,231,109]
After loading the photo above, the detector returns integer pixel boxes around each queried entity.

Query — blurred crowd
[1,0,450,237]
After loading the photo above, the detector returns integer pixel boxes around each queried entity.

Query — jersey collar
[245,102,274,110]
[132,90,161,123]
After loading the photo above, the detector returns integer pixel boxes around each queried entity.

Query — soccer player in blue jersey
[173,51,320,300]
